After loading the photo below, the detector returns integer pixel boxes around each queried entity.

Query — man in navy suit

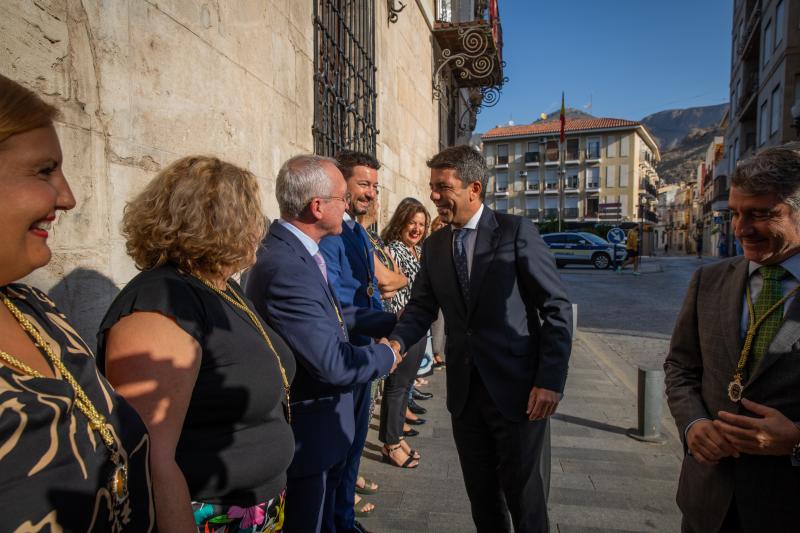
[245,154,401,533]
[318,150,385,533]
[389,145,572,533]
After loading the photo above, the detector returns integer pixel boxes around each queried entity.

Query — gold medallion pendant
[727,379,743,402]
[109,461,129,505]
[366,284,375,297]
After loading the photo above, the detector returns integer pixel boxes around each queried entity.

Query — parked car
[541,232,627,269]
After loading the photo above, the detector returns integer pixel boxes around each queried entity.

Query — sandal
[355,476,379,495]
[381,444,419,468]
[399,438,421,460]
[354,495,374,517]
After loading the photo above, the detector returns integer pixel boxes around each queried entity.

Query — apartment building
[728,0,800,164]
[481,117,661,235]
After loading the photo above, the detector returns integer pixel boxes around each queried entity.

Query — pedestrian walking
[621,228,640,274]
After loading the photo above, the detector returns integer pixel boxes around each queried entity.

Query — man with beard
[665,143,800,532]
[388,145,573,533]
[319,150,391,533]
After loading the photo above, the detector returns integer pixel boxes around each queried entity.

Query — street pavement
[356,256,713,532]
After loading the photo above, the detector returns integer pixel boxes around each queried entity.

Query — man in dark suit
[245,154,401,533]
[665,143,800,533]
[318,150,384,533]
[389,145,573,533]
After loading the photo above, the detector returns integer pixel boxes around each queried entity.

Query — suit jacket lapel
[467,207,500,317]
[269,221,338,308]
[341,222,370,272]
[722,259,748,366]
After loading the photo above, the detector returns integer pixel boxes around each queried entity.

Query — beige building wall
[375,0,439,221]
[2,0,441,346]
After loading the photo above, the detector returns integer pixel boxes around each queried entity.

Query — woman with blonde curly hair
[97,156,296,532]
[0,74,154,531]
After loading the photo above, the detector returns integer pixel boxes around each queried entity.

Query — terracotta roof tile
[481,118,642,139]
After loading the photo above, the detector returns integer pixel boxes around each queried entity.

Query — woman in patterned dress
[377,198,430,468]
[0,74,155,531]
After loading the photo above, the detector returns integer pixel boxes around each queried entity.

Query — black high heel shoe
[412,388,433,400]
[381,444,418,468]
[408,399,427,415]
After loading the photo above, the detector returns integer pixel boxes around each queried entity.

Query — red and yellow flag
[559,92,566,144]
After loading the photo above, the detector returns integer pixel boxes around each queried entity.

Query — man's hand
[686,419,738,464]
[526,387,561,420]
[714,398,800,456]
[378,338,404,373]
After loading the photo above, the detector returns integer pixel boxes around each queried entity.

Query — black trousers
[452,371,549,533]
[378,336,425,444]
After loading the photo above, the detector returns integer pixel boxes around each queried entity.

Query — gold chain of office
[0,291,129,505]
[192,275,292,422]
[728,283,800,402]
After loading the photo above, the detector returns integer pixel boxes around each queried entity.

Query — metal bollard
[571,303,578,339]
[627,367,666,443]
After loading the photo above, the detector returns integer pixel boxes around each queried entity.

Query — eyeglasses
[319,192,352,205]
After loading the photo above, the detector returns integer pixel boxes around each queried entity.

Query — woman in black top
[0,74,154,530]
[98,156,295,532]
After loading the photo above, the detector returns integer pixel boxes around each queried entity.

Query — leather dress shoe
[354,520,373,533]
[408,398,427,415]
[405,416,426,425]
[402,427,419,437]
[412,387,433,400]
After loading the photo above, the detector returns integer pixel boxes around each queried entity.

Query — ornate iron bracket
[432,25,504,101]
[388,0,406,24]
[456,83,507,136]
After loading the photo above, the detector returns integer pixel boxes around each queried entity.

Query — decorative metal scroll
[313,0,378,157]
[388,0,406,23]
[456,79,507,136]
[432,24,504,102]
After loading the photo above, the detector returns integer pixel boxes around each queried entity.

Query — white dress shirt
[740,253,800,337]
[451,203,485,277]
[277,219,319,257]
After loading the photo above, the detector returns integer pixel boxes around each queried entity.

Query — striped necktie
[453,228,470,303]
[749,265,788,372]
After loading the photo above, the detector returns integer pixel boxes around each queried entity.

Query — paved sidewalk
[357,332,683,533]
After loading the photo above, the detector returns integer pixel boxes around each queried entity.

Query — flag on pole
[559,92,566,144]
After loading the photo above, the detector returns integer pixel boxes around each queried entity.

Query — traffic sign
[607,228,626,244]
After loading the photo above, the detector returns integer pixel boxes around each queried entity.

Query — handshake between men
[377,338,405,373]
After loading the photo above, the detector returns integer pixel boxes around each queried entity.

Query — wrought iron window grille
[313,0,379,157]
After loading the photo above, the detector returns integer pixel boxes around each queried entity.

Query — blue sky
[475,0,733,132]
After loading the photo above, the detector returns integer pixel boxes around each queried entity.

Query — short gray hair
[276,154,338,219]
[426,145,489,199]
[732,142,800,212]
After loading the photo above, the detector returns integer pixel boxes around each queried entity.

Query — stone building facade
[1,0,504,345]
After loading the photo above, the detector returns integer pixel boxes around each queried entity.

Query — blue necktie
[453,228,470,303]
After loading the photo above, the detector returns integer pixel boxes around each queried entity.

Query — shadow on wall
[49,268,120,354]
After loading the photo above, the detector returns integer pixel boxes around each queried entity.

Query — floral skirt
[192,490,285,532]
